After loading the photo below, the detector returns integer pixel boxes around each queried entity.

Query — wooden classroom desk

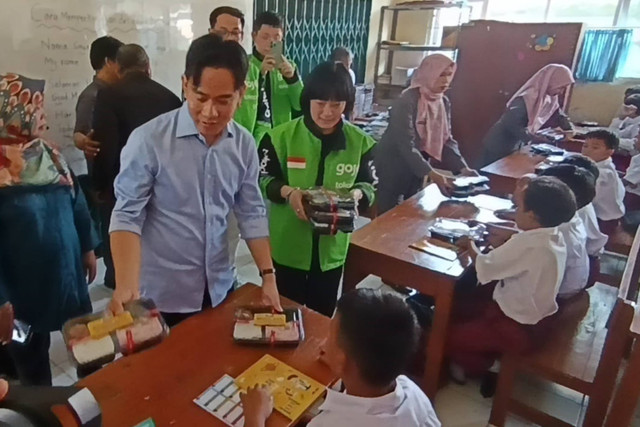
[72,285,335,427]
[480,140,587,197]
[480,146,545,197]
[342,184,512,399]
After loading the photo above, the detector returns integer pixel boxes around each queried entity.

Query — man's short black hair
[560,154,600,181]
[184,34,248,90]
[331,46,353,63]
[116,44,149,73]
[625,85,640,98]
[301,62,355,117]
[90,36,124,71]
[624,94,640,112]
[336,289,419,388]
[585,129,619,151]
[539,164,596,209]
[522,176,576,228]
[209,6,245,29]
[253,11,283,32]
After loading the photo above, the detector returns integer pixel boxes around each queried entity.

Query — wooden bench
[603,330,640,427]
[604,223,634,257]
[489,227,640,427]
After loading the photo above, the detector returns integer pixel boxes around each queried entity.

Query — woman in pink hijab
[480,64,575,167]
[376,54,476,213]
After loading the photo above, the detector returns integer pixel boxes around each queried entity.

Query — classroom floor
[49,243,640,427]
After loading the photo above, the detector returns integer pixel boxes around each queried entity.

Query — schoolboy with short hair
[560,154,608,258]
[241,289,441,427]
[581,130,625,231]
[539,164,595,296]
[448,177,576,388]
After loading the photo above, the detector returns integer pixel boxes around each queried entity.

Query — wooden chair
[603,336,640,427]
[489,227,640,427]
[602,229,640,427]
[604,223,634,257]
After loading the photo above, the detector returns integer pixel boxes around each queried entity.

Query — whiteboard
[0,0,252,175]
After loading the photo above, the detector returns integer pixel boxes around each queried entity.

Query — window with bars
[253,0,372,82]
[466,0,640,78]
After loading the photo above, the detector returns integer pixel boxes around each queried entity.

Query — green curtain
[254,0,372,82]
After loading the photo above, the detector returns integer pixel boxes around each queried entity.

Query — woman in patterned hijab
[0,73,98,385]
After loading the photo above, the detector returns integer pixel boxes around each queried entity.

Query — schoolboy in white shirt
[609,94,640,155]
[560,154,608,257]
[622,130,640,211]
[241,289,441,427]
[539,165,595,297]
[448,177,576,393]
[581,130,625,233]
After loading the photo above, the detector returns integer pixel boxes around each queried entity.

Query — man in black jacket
[92,44,182,289]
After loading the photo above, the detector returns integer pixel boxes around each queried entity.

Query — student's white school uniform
[557,215,590,297]
[592,158,626,221]
[309,375,441,427]
[577,203,608,256]
[475,227,567,325]
[610,115,640,154]
[624,154,640,197]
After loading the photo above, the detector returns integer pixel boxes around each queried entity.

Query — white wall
[569,78,640,125]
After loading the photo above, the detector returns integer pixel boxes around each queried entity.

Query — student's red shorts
[624,192,640,212]
[446,284,556,377]
[598,219,620,235]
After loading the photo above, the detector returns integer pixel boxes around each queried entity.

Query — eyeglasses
[211,28,243,40]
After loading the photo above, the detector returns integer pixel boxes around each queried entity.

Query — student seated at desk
[538,165,595,296]
[241,289,441,427]
[559,154,609,259]
[581,130,626,233]
[448,177,576,395]
[609,94,640,155]
[623,131,640,211]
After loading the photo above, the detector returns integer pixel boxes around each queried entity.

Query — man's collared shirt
[110,103,268,312]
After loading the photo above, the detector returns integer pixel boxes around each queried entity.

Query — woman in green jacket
[259,62,376,316]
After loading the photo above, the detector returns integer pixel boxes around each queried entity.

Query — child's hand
[486,225,517,248]
[241,386,274,427]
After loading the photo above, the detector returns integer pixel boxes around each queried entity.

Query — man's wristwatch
[259,268,276,277]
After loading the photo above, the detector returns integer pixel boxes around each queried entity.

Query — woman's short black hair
[539,164,596,209]
[184,34,248,90]
[336,289,419,388]
[301,62,355,117]
[522,176,576,228]
[89,36,123,71]
[560,154,600,181]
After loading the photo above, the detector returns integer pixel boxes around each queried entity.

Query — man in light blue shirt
[108,34,281,325]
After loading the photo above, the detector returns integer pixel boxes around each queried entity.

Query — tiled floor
[50,246,640,426]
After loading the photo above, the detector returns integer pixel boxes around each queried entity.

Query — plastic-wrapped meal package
[62,299,169,370]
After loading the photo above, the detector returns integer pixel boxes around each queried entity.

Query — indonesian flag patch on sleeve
[287,157,306,169]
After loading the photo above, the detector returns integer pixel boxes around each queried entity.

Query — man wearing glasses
[209,6,245,43]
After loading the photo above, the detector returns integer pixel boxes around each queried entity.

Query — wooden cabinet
[448,20,584,167]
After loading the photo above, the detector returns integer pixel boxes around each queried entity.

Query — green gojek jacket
[234,54,304,143]
[258,116,377,272]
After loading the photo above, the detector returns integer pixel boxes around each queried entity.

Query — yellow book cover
[235,354,326,421]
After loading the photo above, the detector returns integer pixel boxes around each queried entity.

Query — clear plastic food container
[62,299,169,370]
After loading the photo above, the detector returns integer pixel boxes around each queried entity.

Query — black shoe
[480,371,498,398]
